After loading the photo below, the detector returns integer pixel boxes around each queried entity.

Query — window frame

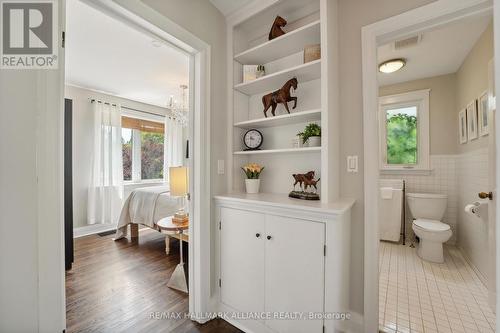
[121,110,166,184]
[378,89,430,173]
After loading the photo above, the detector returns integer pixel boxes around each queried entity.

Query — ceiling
[65,0,189,108]
[378,13,492,87]
[209,0,253,16]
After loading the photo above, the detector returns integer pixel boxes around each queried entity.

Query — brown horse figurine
[304,177,320,192]
[268,16,287,40]
[292,171,315,190]
[262,78,298,118]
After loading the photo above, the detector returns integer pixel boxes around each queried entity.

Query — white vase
[245,179,260,194]
[307,136,321,147]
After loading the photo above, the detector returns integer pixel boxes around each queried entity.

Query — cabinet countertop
[214,192,355,215]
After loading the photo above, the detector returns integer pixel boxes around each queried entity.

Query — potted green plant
[298,123,321,147]
[241,163,265,193]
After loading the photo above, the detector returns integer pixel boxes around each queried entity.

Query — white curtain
[87,102,124,225]
[165,116,184,181]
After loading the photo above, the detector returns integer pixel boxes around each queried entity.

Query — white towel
[380,187,393,199]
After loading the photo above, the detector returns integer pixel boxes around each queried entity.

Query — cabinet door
[220,207,265,314]
[265,215,325,333]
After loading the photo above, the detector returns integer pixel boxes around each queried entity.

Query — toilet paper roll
[465,204,478,215]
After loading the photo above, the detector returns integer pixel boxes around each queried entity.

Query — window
[121,115,165,182]
[379,89,429,172]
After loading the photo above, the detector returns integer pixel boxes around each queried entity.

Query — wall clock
[243,129,263,150]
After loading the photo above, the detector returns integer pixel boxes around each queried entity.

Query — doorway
[46,0,214,330]
[362,0,497,332]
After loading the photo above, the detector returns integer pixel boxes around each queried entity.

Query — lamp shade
[169,166,188,196]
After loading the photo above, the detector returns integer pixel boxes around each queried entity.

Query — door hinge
[324,245,326,256]
[219,278,221,287]
[62,31,65,48]
[219,221,221,230]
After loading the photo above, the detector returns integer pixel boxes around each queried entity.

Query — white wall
[65,85,171,228]
[0,72,40,333]
[138,0,227,295]
[338,0,437,314]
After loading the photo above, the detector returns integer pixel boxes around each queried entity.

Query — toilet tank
[407,193,447,220]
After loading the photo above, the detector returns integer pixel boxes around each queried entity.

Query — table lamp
[170,166,189,224]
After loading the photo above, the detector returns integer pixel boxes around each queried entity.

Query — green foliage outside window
[141,131,164,180]
[386,113,417,165]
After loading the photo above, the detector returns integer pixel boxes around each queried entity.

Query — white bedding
[113,185,182,240]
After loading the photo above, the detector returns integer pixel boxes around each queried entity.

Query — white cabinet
[220,208,265,315]
[216,193,354,333]
[265,215,325,333]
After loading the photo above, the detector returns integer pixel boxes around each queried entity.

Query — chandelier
[169,84,188,127]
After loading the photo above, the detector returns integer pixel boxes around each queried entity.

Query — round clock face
[244,129,263,150]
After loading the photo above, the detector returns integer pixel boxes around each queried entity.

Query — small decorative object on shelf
[289,170,320,200]
[304,44,321,63]
[298,123,321,147]
[243,65,265,83]
[262,77,298,118]
[243,129,263,150]
[256,65,266,79]
[268,15,287,40]
[292,136,303,148]
[242,163,265,194]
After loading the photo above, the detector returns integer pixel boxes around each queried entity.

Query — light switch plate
[217,160,225,175]
[347,156,358,173]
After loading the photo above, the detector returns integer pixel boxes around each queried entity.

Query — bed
[113,185,186,253]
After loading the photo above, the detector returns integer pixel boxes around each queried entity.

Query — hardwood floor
[66,229,241,333]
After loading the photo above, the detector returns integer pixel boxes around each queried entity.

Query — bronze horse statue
[262,77,298,118]
[304,177,320,192]
[269,16,287,40]
[292,171,315,190]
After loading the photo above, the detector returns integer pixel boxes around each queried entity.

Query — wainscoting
[380,148,490,285]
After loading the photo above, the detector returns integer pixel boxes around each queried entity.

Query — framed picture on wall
[459,109,467,144]
[478,91,489,136]
[466,100,478,141]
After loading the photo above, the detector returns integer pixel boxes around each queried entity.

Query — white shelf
[234,147,321,155]
[234,20,321,65]
[234,109,321,129]
[234,59,321,96]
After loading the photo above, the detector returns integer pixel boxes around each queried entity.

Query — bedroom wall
[65,84,172,228]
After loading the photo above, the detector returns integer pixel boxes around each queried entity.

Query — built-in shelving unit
[227,0,339,201]
[234,147,321,155]
[234,60,321,95]
[234,109,321,129]
[234,20,321,65]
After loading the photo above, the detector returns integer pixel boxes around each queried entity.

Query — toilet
[407,193,452,263]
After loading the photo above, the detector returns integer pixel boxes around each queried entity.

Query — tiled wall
[456,148,490,279]
[380,149,490,260]
[380,155,458,244]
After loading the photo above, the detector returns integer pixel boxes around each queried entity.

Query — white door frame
[39,0,213,330]
[361,0,494,331]
[84,0,213,320]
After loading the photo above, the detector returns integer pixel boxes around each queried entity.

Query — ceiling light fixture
[379,58,406,74]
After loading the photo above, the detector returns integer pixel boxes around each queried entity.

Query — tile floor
[379,242,496,333]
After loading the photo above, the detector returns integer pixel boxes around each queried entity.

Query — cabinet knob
[255,233,260,238]
[267,235,272,240]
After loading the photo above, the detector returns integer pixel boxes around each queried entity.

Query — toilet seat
[413,219,450,232]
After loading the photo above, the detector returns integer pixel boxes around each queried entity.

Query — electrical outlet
[217,160,225,175]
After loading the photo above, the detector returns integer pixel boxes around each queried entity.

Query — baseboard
[73,224,116,238]
[456,245,488,287]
